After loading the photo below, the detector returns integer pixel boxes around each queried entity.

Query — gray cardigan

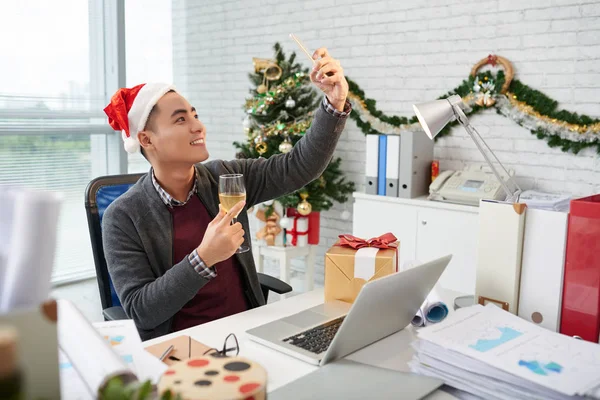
[102,101,348,340]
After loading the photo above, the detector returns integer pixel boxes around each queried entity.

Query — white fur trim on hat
[125,82,177,154]
[124,134,140,154]
[121,129,140,154]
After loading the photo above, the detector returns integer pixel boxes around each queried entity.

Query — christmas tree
[233,42,355,214]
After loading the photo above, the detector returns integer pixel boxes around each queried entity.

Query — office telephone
[429,164,514,206]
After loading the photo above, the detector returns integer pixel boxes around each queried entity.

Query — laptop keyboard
[282,316,345,354]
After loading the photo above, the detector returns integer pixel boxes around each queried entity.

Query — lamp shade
[412,98,457,140]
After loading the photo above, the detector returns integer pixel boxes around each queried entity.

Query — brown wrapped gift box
[324,234,398,304]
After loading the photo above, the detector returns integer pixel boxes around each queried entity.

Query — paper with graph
[93,319,167,384]
[411,304,600,399]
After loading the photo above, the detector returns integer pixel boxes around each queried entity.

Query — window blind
[0,96,108,284]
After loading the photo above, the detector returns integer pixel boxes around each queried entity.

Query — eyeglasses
[202,333,240,357]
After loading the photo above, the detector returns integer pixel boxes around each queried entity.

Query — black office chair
[84,173,292,321]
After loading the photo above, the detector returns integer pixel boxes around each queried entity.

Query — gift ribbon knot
[287,215,309,246]
[336,233,399,273]
[336,232,398,250]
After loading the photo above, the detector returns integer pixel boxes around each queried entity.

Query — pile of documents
[58,300,168,399]
[519,189,571,212]
[409,304,600,400]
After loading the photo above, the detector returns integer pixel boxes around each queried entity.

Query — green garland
[346,64,600,155]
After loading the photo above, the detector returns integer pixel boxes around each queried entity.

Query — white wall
[172,0,600,282]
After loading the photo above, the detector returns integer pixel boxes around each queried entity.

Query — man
[102,47,350,341]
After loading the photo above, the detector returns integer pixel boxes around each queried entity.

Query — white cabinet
[353,193,479,294]
[415,208,479,294]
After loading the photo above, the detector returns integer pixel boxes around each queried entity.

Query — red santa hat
[103,83,177,154]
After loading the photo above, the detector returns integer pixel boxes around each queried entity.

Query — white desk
[145,288,463,399]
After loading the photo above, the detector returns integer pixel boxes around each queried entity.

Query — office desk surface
[145,287,463,399]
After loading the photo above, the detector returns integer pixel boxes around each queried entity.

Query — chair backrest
[84,173,145,311]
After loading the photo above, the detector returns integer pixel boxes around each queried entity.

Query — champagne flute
[218,174,249,254]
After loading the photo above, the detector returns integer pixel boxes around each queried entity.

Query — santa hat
[103,83,176,154]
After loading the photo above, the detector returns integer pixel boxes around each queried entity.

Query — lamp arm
[452,105,522,203]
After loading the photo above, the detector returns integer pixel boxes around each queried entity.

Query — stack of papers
[58,300,167,399]
[519,190,571,212]
[409,304,600,400]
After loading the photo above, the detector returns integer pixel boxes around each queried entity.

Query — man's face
[141,91,209,165]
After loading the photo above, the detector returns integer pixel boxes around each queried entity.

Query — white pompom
[279,217,292,230]
[123,135,140,154]
[340,210,351,220]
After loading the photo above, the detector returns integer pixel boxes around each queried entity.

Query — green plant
[98,377,183,400]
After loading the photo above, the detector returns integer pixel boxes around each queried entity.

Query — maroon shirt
[169,195,248,332]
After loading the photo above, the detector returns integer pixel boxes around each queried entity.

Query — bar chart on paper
[95,321,141,372]
[468,326,523,352]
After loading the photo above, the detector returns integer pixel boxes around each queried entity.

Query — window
[0,1,110,283]
[0,1,174,284]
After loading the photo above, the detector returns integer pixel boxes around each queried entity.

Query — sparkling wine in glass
[218,174,249,253]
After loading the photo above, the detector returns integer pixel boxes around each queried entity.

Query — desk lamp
[412,94,521,203]
[413,95,524,310]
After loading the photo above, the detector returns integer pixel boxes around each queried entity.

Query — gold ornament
[257,84,267,94]
[252,57,274,73]
[252,57,282,96]
[257,73,268,94]
[264,64,282,81]
[297,193,312,216]
[254,136,268,154]
[252,57,282,80]
[255,141,268,154]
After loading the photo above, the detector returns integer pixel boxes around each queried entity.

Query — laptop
[246,254,451,366]
[268,359,443,400]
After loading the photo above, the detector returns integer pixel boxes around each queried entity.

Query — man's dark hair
[139,89,176,161]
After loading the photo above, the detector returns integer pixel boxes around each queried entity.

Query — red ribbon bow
[336,233,399,272]
[336,233,398,250]
[487,54,498,66]
[287,216,309,246]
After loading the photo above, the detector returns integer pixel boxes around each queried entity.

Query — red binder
[560,194,600,343]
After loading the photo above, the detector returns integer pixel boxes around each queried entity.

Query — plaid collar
[151,168,197,207]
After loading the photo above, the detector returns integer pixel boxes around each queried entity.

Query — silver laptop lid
[269,359,443,400]
[320,254,452,366]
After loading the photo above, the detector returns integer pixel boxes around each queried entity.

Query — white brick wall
[172,0,600,285]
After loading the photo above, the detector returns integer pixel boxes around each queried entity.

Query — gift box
[324,233,399,303]
[286,214,309,246]
[286,208,320,246]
